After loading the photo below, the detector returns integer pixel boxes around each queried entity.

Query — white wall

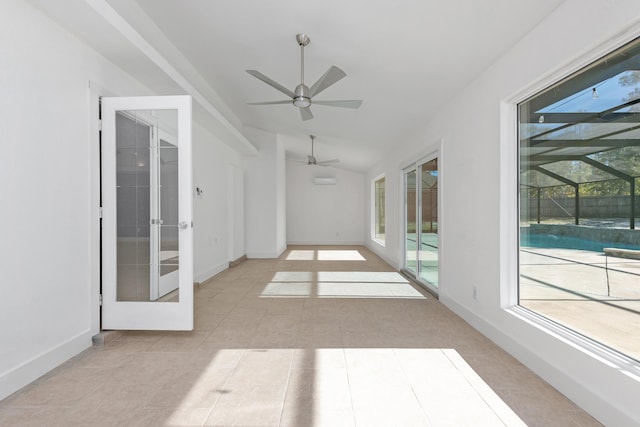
[228,163,245,262]
[287,161,365,244]
[276,139,287,254]
[0,0,244,400]
[193,124,242,283]
[364,1,640,425]
[243,126,287,258]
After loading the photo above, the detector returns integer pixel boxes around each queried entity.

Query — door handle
[178,221,190,229]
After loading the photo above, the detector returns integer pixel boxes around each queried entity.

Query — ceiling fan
[296,135,339,166]
[246,34,362,121]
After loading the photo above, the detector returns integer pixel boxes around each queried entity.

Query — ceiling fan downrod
[294,34,311,108]
[310,135,315,158]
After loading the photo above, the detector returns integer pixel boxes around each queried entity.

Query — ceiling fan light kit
[246,34,362,121]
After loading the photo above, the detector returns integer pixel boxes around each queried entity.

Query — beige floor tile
[0,245,602,426]
[280,368,354,427]
[291,348,347,370]
[204,349,294,426]
[146,330,211,352]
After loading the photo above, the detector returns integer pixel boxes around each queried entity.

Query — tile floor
[0,245,601,426]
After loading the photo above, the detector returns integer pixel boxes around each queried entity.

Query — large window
[373,175,385,243]
[518,37,640,362]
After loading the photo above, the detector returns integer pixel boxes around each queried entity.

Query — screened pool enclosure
[518,37,640,362]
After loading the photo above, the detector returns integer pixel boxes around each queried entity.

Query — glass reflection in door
[419,159,438,287]
[115,110,179,302]
[405,169,417,275]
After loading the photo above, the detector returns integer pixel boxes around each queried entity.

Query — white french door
[101,95,193,330]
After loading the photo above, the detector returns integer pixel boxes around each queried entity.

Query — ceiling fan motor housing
[293,84,311,107]
[296,34,310,46]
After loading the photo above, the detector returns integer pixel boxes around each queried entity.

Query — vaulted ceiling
[35,0,566,171]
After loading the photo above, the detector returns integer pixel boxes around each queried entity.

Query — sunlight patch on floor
[286,250,316,260]
[262,271,425,299]
[317,250,365,261]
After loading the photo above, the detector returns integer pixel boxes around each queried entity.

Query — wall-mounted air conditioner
[313,177,337,185]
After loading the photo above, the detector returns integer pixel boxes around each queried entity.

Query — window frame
[501,31,640,371]
[372,173,386,245]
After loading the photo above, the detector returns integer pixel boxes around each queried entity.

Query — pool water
[520,233,639,252]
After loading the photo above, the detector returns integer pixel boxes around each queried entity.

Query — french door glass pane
[115,110,179,302]
[405,170,417,274]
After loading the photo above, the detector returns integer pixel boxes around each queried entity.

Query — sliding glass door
[405,169,418,275]
[403,157,439,293]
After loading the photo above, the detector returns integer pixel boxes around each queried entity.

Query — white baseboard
[286,240,365,246]
[365,241,398,268]
[246,251,280,259]
[0,330,92,401]
[439,295,638,427]
[195,261,229,284]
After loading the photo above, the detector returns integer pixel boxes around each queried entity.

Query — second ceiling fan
[246,34,362,121]
[296,135,339,166]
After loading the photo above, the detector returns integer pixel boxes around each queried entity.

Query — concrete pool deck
[520,247,640,361]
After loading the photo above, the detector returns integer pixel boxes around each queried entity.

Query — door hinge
[98,207,103,219]
[98,119,102,131]
[99,294,103,306]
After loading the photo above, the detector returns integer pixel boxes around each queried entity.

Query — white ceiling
[92,1,565,171]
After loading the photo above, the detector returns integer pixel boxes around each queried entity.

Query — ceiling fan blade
[300,107,314,121]
[313,100,363,109]
[317,159,339,165]
[307,66,346,98]
[247,100,292,105]
[246,70,296,98]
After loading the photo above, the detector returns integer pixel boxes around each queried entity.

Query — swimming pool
[520,233,639,252]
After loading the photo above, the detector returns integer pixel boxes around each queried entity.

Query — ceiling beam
[532,166,578,187]
[527,122,640,147]
[524,112,640,124]
[525,139,640,148]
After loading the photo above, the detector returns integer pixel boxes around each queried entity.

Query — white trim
[365,240,398,269]
[505,23,640,107]
[398,141,442,295]
[88,81,118,337]
[441,295,638,426]
[499,100,519,308]
[508,306,640,379]
[498,27,640,424]
[246,247,287,259]
[0,330,92,401]
[371,173,386,245]
[371,237,385,247]
[286,240,365,246]
[195,261,229,284]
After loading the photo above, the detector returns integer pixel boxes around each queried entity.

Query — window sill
[506,305,640,380]
[371,238,385,247]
